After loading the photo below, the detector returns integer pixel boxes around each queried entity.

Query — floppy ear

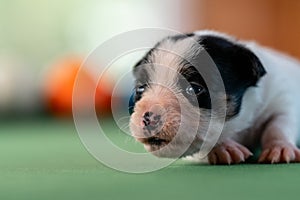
[231,44,266,87]
[199,35,266,93]
[198,35,266,119]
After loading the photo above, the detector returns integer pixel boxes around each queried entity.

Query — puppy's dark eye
[136,85,145,95]
[129,84,148,115]
[186,84,206,96]
[134,84,147,102]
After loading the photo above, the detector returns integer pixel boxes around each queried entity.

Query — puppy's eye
[129,84,147,115]
[186,84,206,96]
[136,85,146,95]
[134,84,147,102]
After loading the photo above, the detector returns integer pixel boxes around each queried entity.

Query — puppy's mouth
[137,136,170,147]
[146,137,169,146]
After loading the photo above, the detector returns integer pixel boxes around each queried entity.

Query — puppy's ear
[231,45,266,87]
[199,35,266,92]
[199,35,266,118]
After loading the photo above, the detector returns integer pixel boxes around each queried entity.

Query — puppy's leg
[207,139,253,165]
[258,115,300,163]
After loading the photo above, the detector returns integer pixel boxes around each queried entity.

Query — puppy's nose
[143,112,160,127]
[141,104,165,128]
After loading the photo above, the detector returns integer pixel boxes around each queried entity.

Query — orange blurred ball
[43,56,113,117]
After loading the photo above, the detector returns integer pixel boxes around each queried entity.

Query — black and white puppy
[129,30,300,164]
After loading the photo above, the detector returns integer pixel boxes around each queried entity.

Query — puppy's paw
[258,141,300,163]
[207,139,253,165]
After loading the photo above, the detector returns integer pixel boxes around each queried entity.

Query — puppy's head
[129,31,266,158]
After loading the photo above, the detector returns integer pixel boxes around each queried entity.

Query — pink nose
[141,104,166,134]
[143,111,161,127]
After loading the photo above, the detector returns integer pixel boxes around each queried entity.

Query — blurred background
[1,2,300,198]
[0,0,300,120]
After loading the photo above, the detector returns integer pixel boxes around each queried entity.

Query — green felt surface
[1,119,300,200]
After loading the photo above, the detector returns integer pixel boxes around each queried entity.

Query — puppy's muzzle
[138,104,169,146]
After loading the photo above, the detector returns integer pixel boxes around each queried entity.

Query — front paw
[258,141,300,163]
[207,139,253,165]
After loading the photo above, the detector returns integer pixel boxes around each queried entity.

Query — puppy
[129,30,300,164]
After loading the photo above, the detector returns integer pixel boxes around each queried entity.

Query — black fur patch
[199,35,266,89]
[189,34,266,118]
